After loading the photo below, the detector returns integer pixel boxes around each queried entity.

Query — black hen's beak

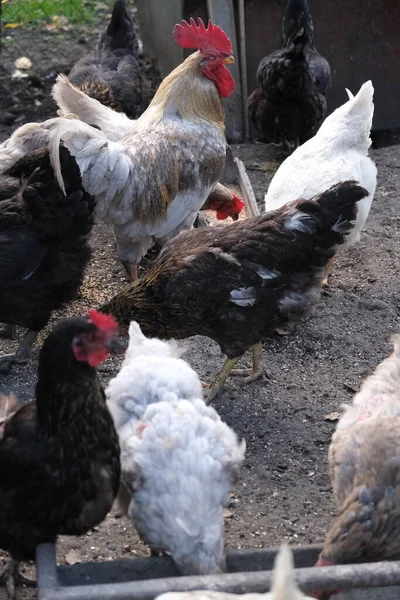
[106,335,126,355]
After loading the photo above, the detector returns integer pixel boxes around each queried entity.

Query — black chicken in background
[248,0,331,153]
[0,312,122,598]
[68,0,143,119]
[0,147,95,373]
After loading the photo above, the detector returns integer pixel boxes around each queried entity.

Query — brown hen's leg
[322,257,335,287]
[0,559,36,599]
[0,330,39,374]
[231,343,268,382]
[121,261,138,283]
[204,357,240,405]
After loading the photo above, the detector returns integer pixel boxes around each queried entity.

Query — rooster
[155,545,315,600]
[313,335,400,600]
[264,81,377,285]
[68,0,143,119]
[106,325,245,575]
[100,181,367,402]
[47,18,235,282]
[0,311,122,599]
[248,0,331,150]
[0,147,95,373]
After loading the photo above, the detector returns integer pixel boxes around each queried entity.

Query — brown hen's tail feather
[285,180,367,246]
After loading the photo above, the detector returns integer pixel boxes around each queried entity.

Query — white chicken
[106,323,245,575]
[155,545,315,600]
[116,396,245,575]
[105,321,203,430]
[264,81,377,281]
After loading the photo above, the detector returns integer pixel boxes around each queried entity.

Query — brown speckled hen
[100,181,367,402]
[313,335,400,600]
[0,311,122,599]
[68,0,143,119]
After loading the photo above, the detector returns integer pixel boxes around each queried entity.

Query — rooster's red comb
[173,17,233,55]
[88,310,118,332]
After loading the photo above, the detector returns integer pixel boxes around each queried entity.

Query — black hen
[0,313,121,598]
[101,181,367,403]
[0,147,95,373]
[68,0,143,119]
[248,0,331,151]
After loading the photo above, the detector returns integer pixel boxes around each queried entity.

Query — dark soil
[0,5,400,599]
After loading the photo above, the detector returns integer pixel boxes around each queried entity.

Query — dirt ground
[0,5,400,599]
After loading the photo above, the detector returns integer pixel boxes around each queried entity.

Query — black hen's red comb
[173,17,232,55]
[88,310,118,332]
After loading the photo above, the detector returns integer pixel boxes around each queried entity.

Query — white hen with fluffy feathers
[118,396,245,575]
[264,81,377,249]
[106,321,203,431]
[106,322,245,575]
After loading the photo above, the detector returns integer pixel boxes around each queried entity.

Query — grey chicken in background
[68,0,143,119]
[248,0,331,152]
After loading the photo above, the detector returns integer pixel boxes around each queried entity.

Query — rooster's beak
[223,55,235,64]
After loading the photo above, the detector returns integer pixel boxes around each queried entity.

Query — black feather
[248,0,331,147]
[68,0,142,118]
[0,317,120,562]
[0,147,95,331]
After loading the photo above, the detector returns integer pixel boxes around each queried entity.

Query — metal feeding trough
[36,542,400,600]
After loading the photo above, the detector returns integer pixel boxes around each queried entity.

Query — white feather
[52,74,133,140]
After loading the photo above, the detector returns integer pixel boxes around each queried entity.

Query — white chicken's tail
[317,80,374,154]
[52,74,133,140]
[46,114,115,196]
[271,545,314,599]
[0,122,50,173]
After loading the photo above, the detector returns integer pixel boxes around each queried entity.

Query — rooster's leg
[204,357,240,405]
[0,329,39,374]
[121,261,138,283]
[230,343,268,382]
[0,559,36,599]
[322,256,335,287]
[0,324,15,339]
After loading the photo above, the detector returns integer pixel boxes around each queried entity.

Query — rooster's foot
[121,261,138,283]
[0,560,36,599]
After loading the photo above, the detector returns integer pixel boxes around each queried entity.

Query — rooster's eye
[208,55,216,61]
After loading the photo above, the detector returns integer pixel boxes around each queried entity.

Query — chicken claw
[0,330,39,374]
[322,256,335,287]
[230,343,269,382]
[204,357,240,404]
[0,559,36,599]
